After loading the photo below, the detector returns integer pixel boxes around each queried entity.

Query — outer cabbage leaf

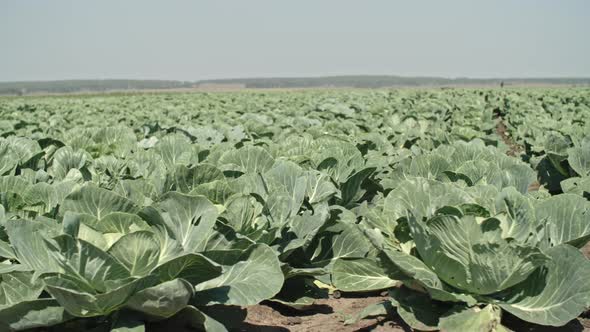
[332,257,401,292]
[61,185,139,219]
[499,245,590,327]
[146,192,218,254]
[568,141,590,177]
[194,244,283,306]
[536,194,590,248]
[126,278,194,319]
[218,146,275,174]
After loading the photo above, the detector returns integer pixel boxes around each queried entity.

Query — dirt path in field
[494,111,523,157]
[493,112,544,194]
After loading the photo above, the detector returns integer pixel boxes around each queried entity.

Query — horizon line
[2,74,590,84]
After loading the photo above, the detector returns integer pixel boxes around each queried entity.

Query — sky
[1,0,589,82]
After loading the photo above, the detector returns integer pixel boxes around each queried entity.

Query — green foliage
[0,88,588,330]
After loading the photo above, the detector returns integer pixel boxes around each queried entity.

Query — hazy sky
[1,0,589,81]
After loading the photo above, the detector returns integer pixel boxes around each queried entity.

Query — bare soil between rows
[237,282,590,331]
[238,294,405,332]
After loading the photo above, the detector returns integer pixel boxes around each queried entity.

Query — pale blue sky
[1,0,589,81]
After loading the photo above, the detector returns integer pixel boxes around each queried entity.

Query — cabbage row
[0,89,588,331]
[495,89,590,195]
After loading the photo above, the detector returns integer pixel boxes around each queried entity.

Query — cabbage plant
[339,180,590,330]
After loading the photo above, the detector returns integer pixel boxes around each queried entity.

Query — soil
[582,242,590,259]
[495,116,523,157]
[494,114,543,194]
[235,293,590,332]
[236,293,409,332]
[235,300,590,332]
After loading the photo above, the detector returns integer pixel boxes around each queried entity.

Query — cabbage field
[0,89,589,331]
